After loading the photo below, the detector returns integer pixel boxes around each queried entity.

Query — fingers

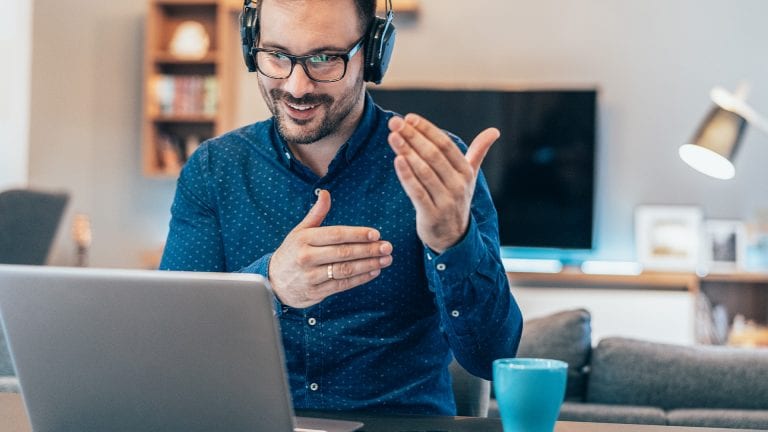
[311,254,393,285]
[398,114,473,177]
[294,189,331,231]
[393,155,437,213]
[310,269,384,301]
[303,225,382,246]
[466,127,500,173]
[297,239,393,266]
[389,115,469,189]
[388,114,499,179]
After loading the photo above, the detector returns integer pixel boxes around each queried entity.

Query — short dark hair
[254,0,376,35]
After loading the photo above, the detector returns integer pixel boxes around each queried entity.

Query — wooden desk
[0,394,28,432]
[0,393,754,432]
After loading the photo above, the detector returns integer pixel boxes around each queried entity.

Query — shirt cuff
[423,215,485,287]
[237,252,288,316]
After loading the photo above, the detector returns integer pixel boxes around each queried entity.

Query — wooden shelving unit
[142,0,236,177]
[507,267,768,327]
[507,267,700,292]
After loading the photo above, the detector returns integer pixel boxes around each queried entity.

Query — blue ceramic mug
[493,358,568,432]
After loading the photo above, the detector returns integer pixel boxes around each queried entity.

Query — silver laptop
[0,265,362,432]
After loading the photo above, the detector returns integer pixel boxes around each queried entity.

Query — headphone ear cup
[363,17,396,84]
[240,7,259,72]
[363,17,385,82]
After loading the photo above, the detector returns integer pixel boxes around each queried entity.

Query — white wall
[514,286,695,345]
[0,0,32,189]
[28,0,173,267]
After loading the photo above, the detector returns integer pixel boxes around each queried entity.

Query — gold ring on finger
[327,263,334,280]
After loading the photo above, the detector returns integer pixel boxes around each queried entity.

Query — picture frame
[701,219,746,272]
[635,205,703,271]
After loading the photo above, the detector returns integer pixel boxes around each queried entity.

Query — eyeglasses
[250,36,365,83]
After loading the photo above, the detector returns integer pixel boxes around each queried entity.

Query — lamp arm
[711,86,768,135]
[749,110,768,135]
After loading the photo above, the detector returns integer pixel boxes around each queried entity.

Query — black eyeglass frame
[250,36,366,83]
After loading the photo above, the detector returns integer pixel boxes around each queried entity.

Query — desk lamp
[679,84,768,179]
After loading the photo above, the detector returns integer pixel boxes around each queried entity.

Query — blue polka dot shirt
[160,93,523,415]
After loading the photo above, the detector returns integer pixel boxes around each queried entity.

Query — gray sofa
[489,309,768,430]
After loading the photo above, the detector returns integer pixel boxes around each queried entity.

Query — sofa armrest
[516,309,592,401]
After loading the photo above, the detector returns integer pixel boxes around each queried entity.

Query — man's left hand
[387,114,499,254]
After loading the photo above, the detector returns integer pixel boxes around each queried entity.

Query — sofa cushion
[558,402,666,425]
[668,409,768,430]
[516,309,592,400]
[587,337,768,410]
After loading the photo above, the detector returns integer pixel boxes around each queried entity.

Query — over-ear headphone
[240,0,396,85]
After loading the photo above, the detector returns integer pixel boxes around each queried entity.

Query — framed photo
[635,205,703,271]
[702,220,746,272]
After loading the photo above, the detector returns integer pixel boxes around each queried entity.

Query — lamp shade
[679,106,747,180]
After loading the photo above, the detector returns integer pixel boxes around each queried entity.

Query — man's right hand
[268,190,393,309]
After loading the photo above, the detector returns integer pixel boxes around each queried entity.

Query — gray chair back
[449,359,490,417]
[0,188,68,386]
[0,188,69,265]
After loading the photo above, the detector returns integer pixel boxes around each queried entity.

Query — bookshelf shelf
[152,115,217,123]
[153,52,219,64]
[506,267,768,328]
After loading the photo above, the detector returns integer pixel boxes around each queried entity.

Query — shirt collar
[272,92,380,169]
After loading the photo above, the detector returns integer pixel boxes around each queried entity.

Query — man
[160,0,523,415]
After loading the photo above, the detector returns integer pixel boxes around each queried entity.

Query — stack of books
[153,75,218,116]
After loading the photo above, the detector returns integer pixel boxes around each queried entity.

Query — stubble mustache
[269,89,334,108]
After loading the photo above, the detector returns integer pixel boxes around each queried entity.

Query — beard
[258,76,365,146]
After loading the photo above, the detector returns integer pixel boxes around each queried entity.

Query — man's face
[257,0,366,146]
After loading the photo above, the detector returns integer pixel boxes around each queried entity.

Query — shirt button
[308,317,317,326]
[309,383,319,391]
[436,263,446,271]
[285,152,291,160]
[451,310,460,318]
[314,188,321,196]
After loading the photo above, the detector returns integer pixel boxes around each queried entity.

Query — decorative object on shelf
[701,219,747,273]
[156,134,184,175]
[746,210,768,271]
[71,213,92,267]
[728,314,768,347]
[679,83,768,180]
[694,292,729,345]
[168,20,210,59]
[185,134,201,159]
[635,205,703,271]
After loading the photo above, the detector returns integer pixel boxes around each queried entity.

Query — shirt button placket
[306,313,320,398]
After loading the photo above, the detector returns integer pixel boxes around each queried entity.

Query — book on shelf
[152,75,219,117]
[155,133,204,174]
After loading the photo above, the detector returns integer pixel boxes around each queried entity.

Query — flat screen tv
[368,87,597,250]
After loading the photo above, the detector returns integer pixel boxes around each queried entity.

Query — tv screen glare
[368,87,597,250]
